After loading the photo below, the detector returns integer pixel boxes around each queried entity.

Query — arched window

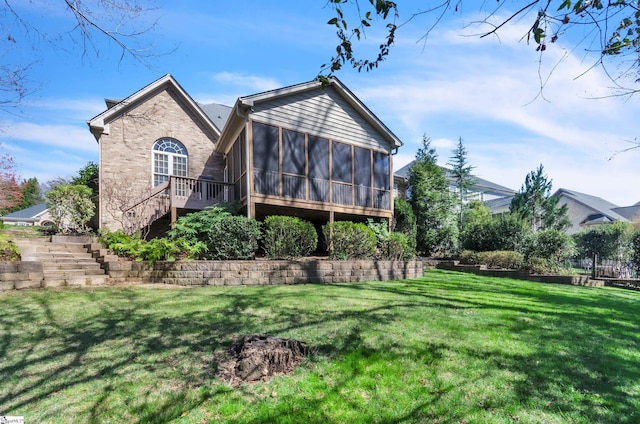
[152,138,188,186]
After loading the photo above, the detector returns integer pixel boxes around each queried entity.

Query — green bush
[98,230,144,258]
[168,206,232,259]
[525,256,560,275]
[0,233,20,261]
[262,216,317,259]
[207,215,261,259]
[323,221,377,260]
[476,251,524,269]
[632,230,640,275]
[525,229,576,263]
[393,198,417,253]
[138,237,182,264]
[383,231,413,261]
[459,250,479,265]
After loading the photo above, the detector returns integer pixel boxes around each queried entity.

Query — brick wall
[104,259,425,286]
[98,87,224,231]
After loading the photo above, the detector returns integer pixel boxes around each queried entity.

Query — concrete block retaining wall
[436,261,605,287]
[0,261,44,290]
[104,259,425,286]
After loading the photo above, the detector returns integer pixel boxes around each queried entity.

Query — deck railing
[120,177,233,234]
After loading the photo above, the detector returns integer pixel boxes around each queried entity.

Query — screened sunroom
[225,120,393,223]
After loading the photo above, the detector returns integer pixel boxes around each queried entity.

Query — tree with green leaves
[45,184,95,234]
[574,222,633,278]
[325,1,640,94]
[16,177,42,210]
[392,197,417,254]
[408,135,458,256]
[71,162,99,201]
[447,137,475,230]
[510,164,569,233]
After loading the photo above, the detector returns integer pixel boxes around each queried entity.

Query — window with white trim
[152,138,188,186]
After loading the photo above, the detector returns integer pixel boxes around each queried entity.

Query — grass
[1,269,639,423]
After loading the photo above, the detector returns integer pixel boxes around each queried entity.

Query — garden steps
[11,235,110,288]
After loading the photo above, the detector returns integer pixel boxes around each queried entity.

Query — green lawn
[1,269,639,423]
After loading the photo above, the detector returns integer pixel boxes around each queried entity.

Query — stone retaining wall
[0,261,43,290]
[436,261,604,287]
[104,259,424,286]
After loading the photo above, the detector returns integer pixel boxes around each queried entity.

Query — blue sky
[1,0,639,206]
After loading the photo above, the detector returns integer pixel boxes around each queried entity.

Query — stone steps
[8,235,110,288]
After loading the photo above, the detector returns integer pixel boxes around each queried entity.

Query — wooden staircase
[14,236,109,287]
[121,176,234,234]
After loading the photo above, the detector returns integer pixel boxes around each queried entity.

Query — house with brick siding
[88,74,402,235]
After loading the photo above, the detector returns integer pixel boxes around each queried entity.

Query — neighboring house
[483,188,640,234]
[393,161,516,202]
[87,74,402,234]
[554,188,639,234]
[483,195,513,216]
[0,203,53,226]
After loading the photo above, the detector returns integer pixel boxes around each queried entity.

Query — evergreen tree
[510,164,569,232]
[447,137,475,230]
[408,135,457,256]
[392,197,417,254]
[17,177,43,210]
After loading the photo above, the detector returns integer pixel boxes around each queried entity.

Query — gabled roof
[611,205,640,221]
[484,195,514,209]
[394,161,516,197]
[87,74,220,140]
[553,188,628,223]
[1,203,48,220]
[198,103,233,133]
[217,77,402,152]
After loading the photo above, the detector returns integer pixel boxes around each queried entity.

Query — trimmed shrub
[459,250,479,265]
[263,216,317,259]
[525,257,560,275]
[525,229,576,262]
[207,215,261,260]
[384,232,413,261]
[323,221,377,260]
[476,251,524,269]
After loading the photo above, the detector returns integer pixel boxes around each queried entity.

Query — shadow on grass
[0,270,638,423]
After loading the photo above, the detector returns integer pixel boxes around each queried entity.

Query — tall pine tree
[408,135,457,256]
[447,137,475,230]
[510,164,570,232]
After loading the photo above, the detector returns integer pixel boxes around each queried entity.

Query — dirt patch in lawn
[216,334,310,386]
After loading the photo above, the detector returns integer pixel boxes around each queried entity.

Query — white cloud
[1,122,97,152]
[210,72,282,93]
[349,11,640,206]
